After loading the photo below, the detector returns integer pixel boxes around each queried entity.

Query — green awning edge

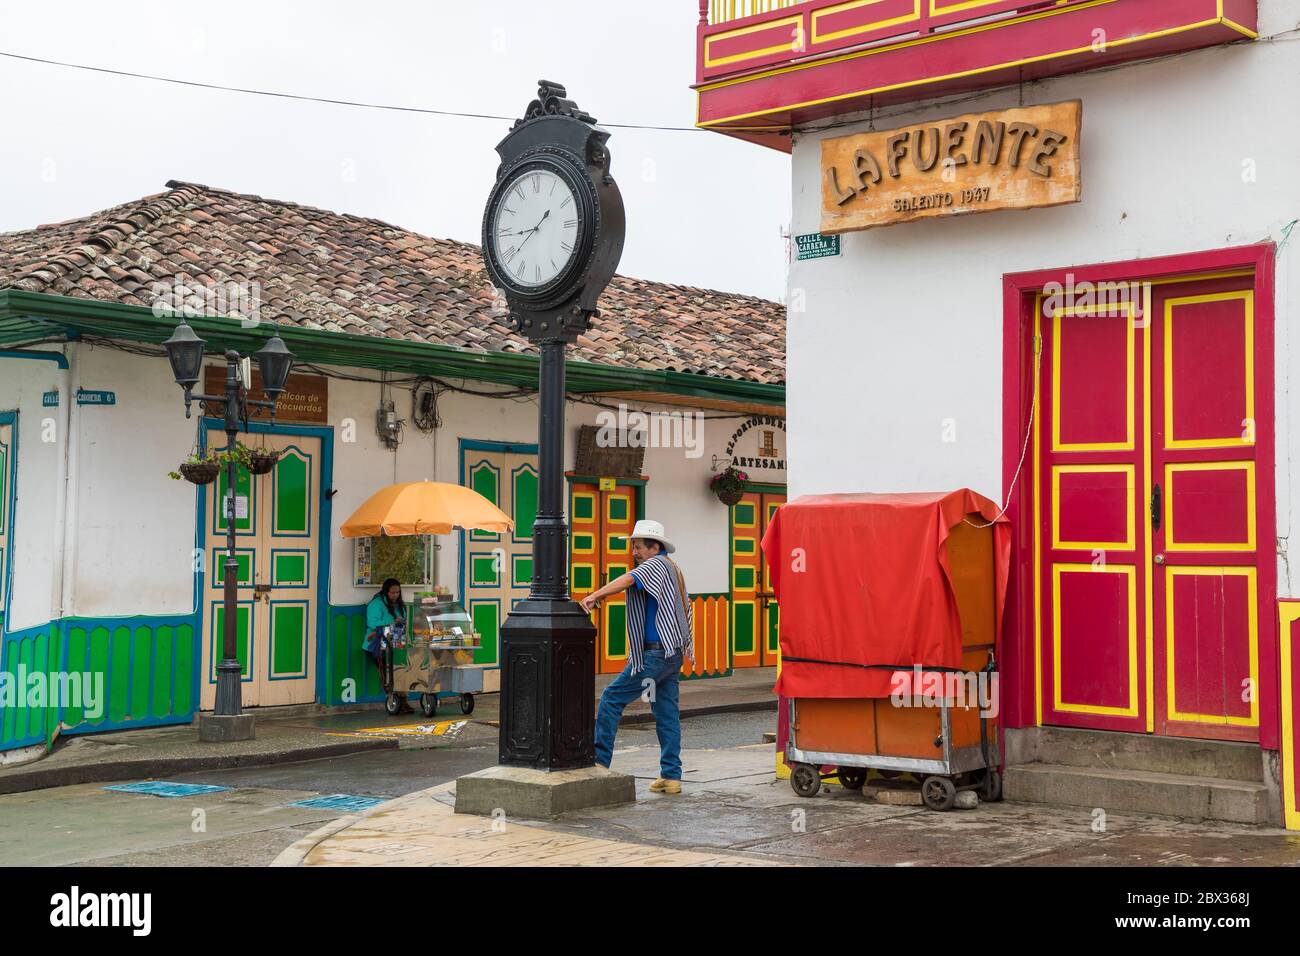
[0,289,785,407]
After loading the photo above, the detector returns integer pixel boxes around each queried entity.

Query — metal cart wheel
[790,763,822,798]
[420,693,438,718]
[836,766,868,791]
[980,769,1003,803]
[385,692,404,717]
[460,693,475,715]
[921,775,957,811]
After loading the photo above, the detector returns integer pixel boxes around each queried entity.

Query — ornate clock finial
[515,79,597,128]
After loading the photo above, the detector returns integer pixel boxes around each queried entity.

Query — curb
[0,737,396,796]
[273,781,456,867]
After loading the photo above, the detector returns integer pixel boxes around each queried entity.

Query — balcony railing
[700,0,802,26]
[694,0,1258,150]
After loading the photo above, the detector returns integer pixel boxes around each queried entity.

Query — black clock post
[456,82,634,817]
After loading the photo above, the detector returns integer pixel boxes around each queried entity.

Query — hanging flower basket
[178,460,221,485]
[709,466,749,506]
[248,448,281,475]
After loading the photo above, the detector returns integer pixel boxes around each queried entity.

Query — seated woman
[365,577,412,714]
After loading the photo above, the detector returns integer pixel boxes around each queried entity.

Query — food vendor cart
[340,480,513,719]
[381,594,484,717]
[763,490,1011,811]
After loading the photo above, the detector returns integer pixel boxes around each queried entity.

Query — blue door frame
[198,419,335,705]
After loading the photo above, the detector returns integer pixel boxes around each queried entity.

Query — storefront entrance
[199,429,325,709]
[1033,266,1273,742]
[731,486,785,669]
[569,477,643,675]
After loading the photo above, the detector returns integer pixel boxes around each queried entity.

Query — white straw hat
[624,518,675,554]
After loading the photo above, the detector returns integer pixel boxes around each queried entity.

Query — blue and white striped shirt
[625,555,694,675]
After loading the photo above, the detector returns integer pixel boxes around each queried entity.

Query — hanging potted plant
[170,451,221,486]
[709,466,749,506]
[247,443,281,476]
[169,444,254,485]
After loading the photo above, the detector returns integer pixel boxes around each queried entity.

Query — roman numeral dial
[490,168,582,291]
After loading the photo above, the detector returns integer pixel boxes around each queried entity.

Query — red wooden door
[1039,289,1149,733]
[1150,278,1266,742]
[1039,273,1270,742]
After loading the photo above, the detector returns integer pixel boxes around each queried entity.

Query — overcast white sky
[0,1,791,301]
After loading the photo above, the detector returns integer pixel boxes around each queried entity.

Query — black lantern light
[162,315,295,742]
[255,325,295,402]
[163,318,206,391]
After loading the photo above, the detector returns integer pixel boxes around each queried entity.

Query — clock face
[490,168,582,290]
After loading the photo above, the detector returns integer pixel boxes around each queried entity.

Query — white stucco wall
[787,2,1299,595]
[2,341,771,626]
[0,346,68,630]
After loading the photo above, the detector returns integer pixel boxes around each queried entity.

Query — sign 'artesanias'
[821,100,1081,234]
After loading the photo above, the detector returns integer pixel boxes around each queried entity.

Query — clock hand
[517,210,551,254]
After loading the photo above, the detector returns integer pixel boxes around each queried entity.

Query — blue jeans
[594,646,683,780]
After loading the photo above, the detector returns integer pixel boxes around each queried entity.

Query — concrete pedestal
[454,764,635,819]
[198,713,256,742]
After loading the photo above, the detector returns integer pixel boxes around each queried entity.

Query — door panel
[1040,295,1149,733]
[201,432,321,709]
[1151,282,1263,741]
[1039,274,1267,742]
[569,480,640,675]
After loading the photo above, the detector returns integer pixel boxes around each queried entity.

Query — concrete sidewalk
[276,742,1300,868]
[0,667,776,795]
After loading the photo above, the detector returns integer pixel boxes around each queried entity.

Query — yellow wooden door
[570,480,640,674]
[201,433,321,709]
[463,446,538,674]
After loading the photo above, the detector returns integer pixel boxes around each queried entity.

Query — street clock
[482,80,626,341]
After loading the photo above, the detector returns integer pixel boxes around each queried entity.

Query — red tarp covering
[764,490,1012,699]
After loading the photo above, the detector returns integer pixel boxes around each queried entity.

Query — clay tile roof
[0,181,785,386]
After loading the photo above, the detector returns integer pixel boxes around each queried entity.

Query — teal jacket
[365,595,401,637]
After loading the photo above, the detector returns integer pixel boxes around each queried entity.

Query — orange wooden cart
[779,512,1004,811]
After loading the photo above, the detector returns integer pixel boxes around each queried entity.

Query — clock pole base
[454,764,635,820]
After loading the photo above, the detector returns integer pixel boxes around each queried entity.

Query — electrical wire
[0,49,721,133]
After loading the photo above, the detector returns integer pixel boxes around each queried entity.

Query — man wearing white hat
[580,519,694,794]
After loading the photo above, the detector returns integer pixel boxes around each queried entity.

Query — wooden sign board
[202,366,328,425]
[821,100,1081,234]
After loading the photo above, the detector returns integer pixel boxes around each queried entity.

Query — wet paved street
[3,712,1299,867]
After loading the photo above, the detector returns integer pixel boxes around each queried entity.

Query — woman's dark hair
[378,578,405,618]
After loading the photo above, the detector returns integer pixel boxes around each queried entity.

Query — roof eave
[0,290,784,407]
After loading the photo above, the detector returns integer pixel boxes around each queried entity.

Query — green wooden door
[463,446,538,675]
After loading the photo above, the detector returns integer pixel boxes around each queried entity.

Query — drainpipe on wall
[52,343,79,625]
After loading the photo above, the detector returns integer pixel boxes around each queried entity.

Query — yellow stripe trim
[1163,290,1255,450]
[1050,464,1136,552]
[1164,461,1257,553]
[1280,603,1300,831]
[1052,563,1139,717]
[811,0,921,45]
[1142,281,1154,731]
[699,10,1229,128]
[1164,567,1259,726]
[1033,296,1044,727]
[705,15,805,69]
[1051,302,1136,453]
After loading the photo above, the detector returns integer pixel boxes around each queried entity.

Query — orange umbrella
[340,480,513,538]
